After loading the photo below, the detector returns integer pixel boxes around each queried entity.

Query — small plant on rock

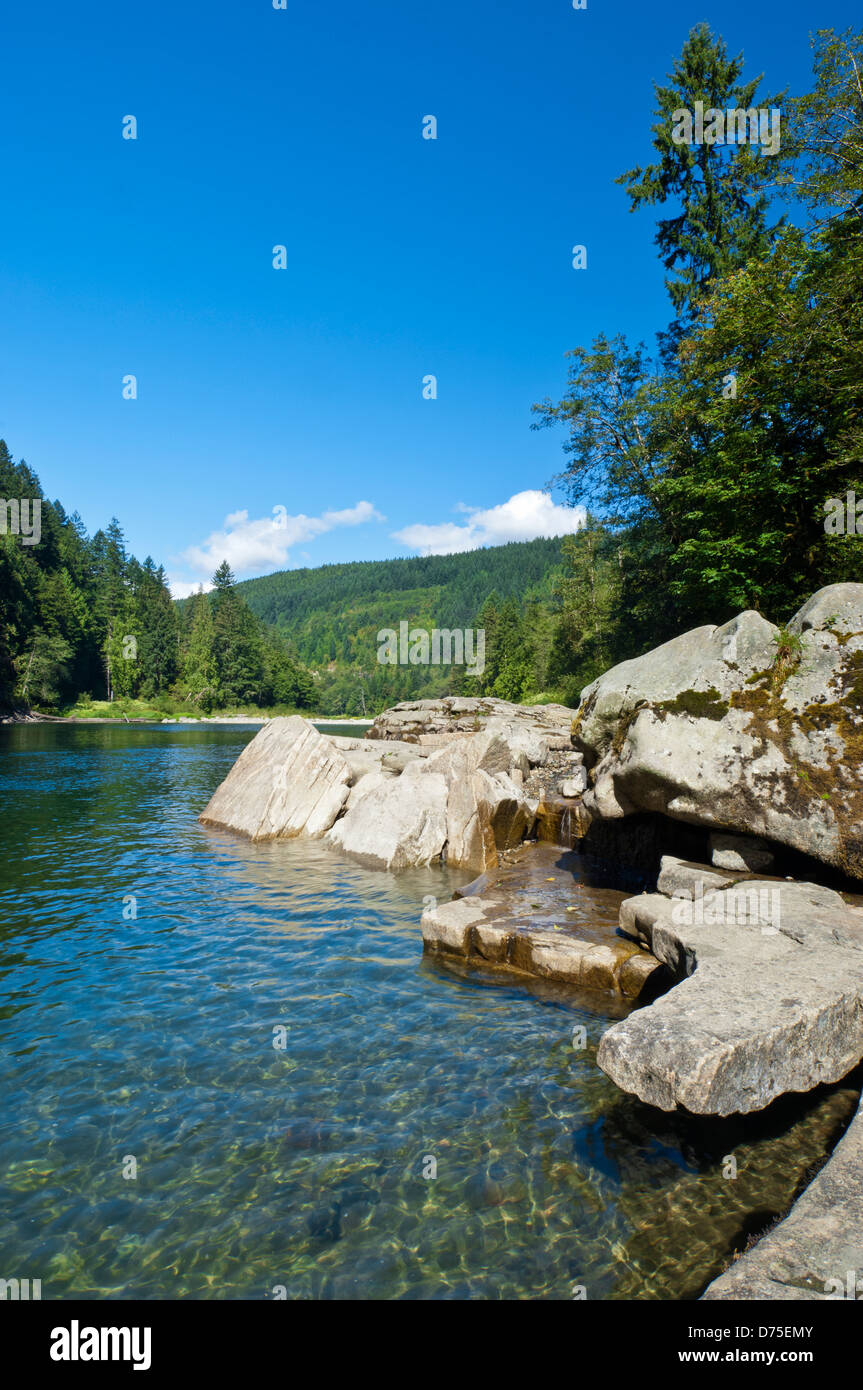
[770,627,805,689]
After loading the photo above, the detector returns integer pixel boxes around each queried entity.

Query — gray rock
[710,832,775,873]
[366,696,578,750]
[573,584,863,882]
[596,880,863,1115]
[326,769,449,871]
[559,769,588,798]
[656,855,737,900]
[787,582,863,637]
[420,884,662,997]
[199,717,351,840]
[379,745,426,774]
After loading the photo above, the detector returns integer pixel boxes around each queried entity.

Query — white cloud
[168,500,384,596]
[392,490,585,556]
[170,578,213,600]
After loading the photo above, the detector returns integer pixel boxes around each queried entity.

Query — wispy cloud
[169,500,384,596]
[392,490,585,556]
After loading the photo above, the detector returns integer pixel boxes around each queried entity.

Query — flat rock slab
[367,696,578,749]
[597,867,863,1115]
[199,716,351,840]
[702,1090,863,1300]
[421,843,663,998]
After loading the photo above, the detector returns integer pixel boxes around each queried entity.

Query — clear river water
[0,722,858,1300]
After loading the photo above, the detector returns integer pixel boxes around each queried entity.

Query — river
[0,722,857,1299]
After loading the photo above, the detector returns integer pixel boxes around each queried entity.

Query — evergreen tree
[184,588,217,705]
[210,561,264,706]
[617,22,780,358]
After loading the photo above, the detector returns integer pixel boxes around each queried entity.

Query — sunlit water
[0,724,858,1300]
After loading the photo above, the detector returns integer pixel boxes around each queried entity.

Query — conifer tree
[617,22,780,357]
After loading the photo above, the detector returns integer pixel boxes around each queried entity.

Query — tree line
[532,23,862,682]
[0,455,314,715]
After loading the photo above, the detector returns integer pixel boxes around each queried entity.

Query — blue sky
[1,0,856,593]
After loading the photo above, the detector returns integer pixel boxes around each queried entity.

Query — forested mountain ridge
[237,539,564,664]
[237,536,564,636]
[225,537,572,714]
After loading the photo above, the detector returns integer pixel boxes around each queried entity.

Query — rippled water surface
[0,723,858,1300]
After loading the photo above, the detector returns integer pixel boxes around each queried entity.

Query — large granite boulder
[574,584,863,881]
[596,860,863,1115]
[327,725,537,874]
[199,716,352,840]
[326,769,449,870]
[201,710,543,872]
[702,1091,863,1300]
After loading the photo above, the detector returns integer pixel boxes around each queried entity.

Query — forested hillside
[239,538,563,649]
[0,441,313,716]
[234,539,568,713]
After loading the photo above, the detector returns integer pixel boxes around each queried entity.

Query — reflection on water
[0,723,857,1299]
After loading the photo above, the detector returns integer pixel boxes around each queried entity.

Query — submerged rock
[702,1088,863,1301]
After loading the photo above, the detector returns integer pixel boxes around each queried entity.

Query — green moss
[655,687,730,721]
[729,650,863,880]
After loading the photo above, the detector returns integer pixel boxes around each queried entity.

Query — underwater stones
[198,716,351,840]
[597,877,863,1116]
[702,1088,863,1301]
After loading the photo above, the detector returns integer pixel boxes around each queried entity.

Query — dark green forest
[2,24,861,718]
[235,539,567,714]
[0,447,315,716]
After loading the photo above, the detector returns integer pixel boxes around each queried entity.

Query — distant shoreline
[1,712,373,727]
[160,715,373,726]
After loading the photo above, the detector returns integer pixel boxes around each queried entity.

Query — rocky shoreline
[197,581,863,1301]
